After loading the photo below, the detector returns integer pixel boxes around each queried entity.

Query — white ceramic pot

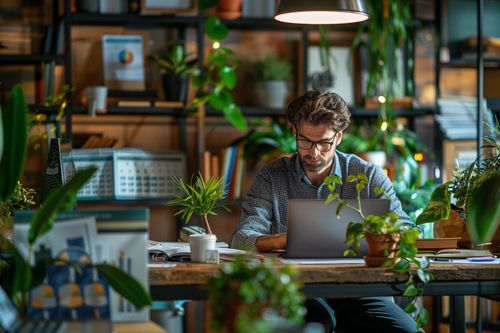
[358,151,387,169]
[255,80,288,109]
[189,234,217,263]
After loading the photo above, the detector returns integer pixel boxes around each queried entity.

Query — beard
[299,152,334,173]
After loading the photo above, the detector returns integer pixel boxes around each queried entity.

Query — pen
[467,256,496,262]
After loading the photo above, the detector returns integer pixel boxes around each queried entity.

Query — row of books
[0,24,31,54]
[436,97,496,140]
[203,145,246,200]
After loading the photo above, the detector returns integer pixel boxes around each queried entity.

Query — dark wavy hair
[286,91,351,132]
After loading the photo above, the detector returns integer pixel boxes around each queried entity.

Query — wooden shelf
[0,54,64,65]
[69,12,199,26]
[440,58,500,69]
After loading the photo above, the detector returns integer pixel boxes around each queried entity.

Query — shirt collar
[293,151,342,183]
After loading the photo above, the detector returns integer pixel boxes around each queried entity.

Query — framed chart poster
[102,35,145,91]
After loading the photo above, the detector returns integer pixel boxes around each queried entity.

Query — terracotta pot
[217,0,242,19]
[434,207,500,251]
[363,233,400,267]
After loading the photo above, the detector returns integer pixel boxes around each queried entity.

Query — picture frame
[297,39,362,106]
[140,0,197,15]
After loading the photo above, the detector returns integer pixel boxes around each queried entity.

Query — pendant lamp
[274,0,369,25]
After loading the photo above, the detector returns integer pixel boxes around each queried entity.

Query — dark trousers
[327,297,418,333]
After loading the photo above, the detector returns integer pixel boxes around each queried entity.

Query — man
[231,91,417,332]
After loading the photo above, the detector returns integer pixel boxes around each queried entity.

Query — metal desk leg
[432,296,442,333]
[449,295,466,333]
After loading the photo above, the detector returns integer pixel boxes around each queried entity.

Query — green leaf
[416,183,451,225]
[404,302,417,314]
[336,202,346,217]
[416,268,431,283]
[416,308,429,327]
[6,238,32,296]
[466,171,500,245]
[346,175,357,182]
[403,284,419,297]
[374,187,384,196]
[0,84,28,204]
[218,66,237,89]
[208,90,232,110]
[29,167,96,245]
[222,103,248,132]
[393,259,410,273]
[204,16,228,41]
[96,264,152,309]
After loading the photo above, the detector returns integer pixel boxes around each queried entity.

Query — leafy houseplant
[416,135,500,247]
[206,255,305,333]
[0,181,36,235]
[191,1,247,132]
[234,118,296,167]
[352,0,413,118]
[153,43,196,103]
[167,174,229,235]
[0,84,152,315]
[324,173,432,331]
[251,54,292,109]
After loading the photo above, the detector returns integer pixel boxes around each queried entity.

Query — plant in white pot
[251,54,292,109]
[167,174,229,262]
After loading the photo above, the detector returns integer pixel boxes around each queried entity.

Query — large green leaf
[29,167,96,245]
[0,84,28,204]
[96,264,152,309]
[218,66,237,89]
[466,171,500,245]
[204,16,228,41]
[415,183,451,225]
[222,103,248,132]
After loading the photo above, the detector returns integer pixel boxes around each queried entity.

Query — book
[418,248,494,259]
[416,237,460,250]
[117,100,151,107]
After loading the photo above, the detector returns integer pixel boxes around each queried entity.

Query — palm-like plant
[153,44,196,76]
[167,174,229,235]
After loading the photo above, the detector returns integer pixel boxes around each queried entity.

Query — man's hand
[255,233,287,253]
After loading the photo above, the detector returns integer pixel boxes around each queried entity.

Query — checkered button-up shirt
[230,151,413,250]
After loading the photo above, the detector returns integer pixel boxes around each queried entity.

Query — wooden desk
[149,262,500,333]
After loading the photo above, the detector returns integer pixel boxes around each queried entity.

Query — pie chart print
[119,49,134,65]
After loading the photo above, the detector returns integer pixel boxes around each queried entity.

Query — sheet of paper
[431,258,500,264]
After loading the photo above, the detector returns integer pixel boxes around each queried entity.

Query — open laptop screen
[285,199,390,259]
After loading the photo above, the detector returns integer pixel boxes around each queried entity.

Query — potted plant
[166,174,229,262]
[0,84,152,316]
[251,54,292,109]
[351,0,414,118]
[0,181,36,241]
[206,255,305,333]
[323,173,432,330]
[153,43,196,103]
[233,118,296,167]
[190,4,247,132]
[339,118,424,169]
[416,133,500,249]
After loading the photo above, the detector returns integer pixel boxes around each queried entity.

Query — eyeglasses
[296,133,337,152]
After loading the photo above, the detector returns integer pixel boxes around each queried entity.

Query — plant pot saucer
[217,11,241,19]
[363,256,392,267]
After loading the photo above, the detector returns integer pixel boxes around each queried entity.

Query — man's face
[295,121,342,174]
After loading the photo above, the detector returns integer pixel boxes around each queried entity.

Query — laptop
[284,199,391,259]
[0,285,112,333]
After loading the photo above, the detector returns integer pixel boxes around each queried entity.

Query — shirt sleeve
[230,169,275,250]
[367,164,415,228]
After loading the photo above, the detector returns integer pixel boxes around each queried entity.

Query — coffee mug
[85,86,108,116]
